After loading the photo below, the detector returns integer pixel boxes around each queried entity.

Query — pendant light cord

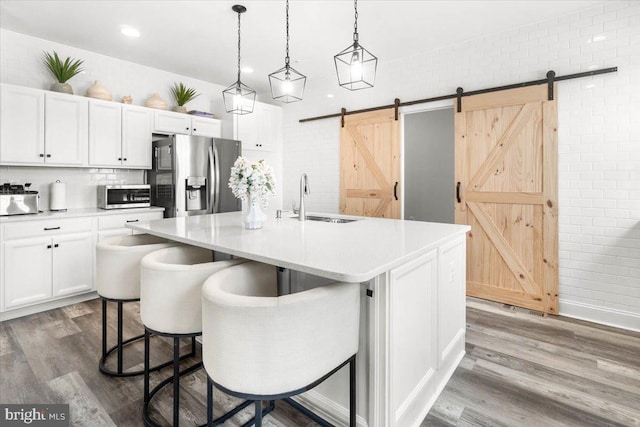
[285,0,290,66]
[237,10,242,83]
[353,0,359,43]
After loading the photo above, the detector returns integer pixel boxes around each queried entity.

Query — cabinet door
[89,99,122,167]
[153,110,192,134]
[191,117,221,138]
[122,105,153,169]
[52,232,94,297]
[234,109,259,149]
[2,237,52,309]
[0,84,45,165]
[45,92,88,166]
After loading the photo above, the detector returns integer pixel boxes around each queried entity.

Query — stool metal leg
[255,400,262,427]
[117,301,124,375]
[207,376,214,427]
[144,329,150,404]
[350,356,356,427]
[101,299,107,359]
[173,336,180,427]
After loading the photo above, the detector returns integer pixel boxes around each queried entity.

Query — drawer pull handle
[47,244,52,249]
[54,243,59,248]
[44,227,61,231]
[126,219,139,223]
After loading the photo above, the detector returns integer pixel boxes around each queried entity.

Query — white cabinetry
[122,105,153,168]
[89,99,122,167]
[1,218,95,311]
[0,84,45,165]
[153,110,221,138]
[45,92,88,166]
[97,211,164,241]
[89,101,152,169]
[233,101,282,151]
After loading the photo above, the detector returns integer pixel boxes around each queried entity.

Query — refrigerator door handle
[213,144,221,213]
[208,145,215,214]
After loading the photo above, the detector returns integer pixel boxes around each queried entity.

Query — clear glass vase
[244,196,265,230]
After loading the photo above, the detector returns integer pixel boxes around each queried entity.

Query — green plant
[171,82,200,106]
[42,51,84,83]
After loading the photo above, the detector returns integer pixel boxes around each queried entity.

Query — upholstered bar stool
[201,261,361,427]
[96,234,179,377]
[140,245,246,427]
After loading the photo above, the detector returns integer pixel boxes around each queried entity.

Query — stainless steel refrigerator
[149,135,241,218]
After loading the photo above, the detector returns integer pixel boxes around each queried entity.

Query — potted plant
[42,51,84,94]
[170,82,200,113]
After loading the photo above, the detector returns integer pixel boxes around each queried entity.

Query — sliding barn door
[455,85,558,314]
[340,109,401,218]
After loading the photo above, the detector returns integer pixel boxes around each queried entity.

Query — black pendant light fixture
[334,0,378,90]
[223,4,256,114]
[268,0,306,103]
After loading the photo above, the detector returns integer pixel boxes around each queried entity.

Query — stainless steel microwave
[98,185,151,209]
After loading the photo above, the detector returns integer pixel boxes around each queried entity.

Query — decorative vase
[244,197,265,230]
[86,80,112,101]
[172,105,188,113]
[145,93,168,110]
[51,82,73,94]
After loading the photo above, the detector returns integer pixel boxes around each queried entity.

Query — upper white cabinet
[153,110,222,138]
[122,105,153,168]
[0,85,88,166]
[89,100,152,169]
[234,101,282,152]
[45,91,88,166]
[89,98,122,167]
[0,84,45,165]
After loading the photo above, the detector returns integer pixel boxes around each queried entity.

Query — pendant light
[334,0,378,90]
[268,0,306,103]
[223,4,256,114]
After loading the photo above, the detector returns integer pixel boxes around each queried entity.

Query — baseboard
[559,299,640,332]
[293,390,368,427]
[0,292,98,322]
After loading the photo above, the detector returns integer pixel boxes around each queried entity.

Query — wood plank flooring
[1,297,639,426]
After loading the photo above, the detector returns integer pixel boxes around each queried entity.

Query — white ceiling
[0,0,601,94]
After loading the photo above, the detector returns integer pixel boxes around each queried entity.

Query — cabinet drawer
[98,211,163,230]
[3,217,95,241]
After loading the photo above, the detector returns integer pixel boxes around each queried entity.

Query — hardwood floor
[1,297,639,426]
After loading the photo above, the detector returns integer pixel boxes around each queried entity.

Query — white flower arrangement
[228,156,276,207]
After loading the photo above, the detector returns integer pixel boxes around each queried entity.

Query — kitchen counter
[127,211,469,282]
[129,211,470,427]
[0,206,165,223]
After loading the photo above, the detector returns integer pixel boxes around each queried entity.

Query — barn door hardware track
[300,67,618,125]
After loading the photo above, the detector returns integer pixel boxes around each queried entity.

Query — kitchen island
[128,211,470,427]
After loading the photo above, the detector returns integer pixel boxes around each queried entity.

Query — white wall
[281,1,640,330]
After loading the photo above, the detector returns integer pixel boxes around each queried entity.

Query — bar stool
[201,261,361,427]
[140,245,246,427]
[96,234,179,377]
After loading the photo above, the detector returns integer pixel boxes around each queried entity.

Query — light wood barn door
[454,85,558,314]
[340,109,401,218]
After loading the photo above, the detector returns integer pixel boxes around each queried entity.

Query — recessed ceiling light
[241,67,254,73]
[121,26,140,38]
[327,94,334,98]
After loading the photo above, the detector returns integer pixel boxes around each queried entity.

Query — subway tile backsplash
[0,166,144,210]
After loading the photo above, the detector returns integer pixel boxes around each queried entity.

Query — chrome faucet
[298,173,310,221]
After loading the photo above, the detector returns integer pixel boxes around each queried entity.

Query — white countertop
[127,211,470,282]
[0,206,165,223]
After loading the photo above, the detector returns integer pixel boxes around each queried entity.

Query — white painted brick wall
[281,1,640,330]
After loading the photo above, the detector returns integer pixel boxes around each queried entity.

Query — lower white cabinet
[3,236,53,309]
[97,211,164,240]
[2,231,94,310]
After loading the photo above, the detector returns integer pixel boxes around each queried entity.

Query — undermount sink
[292,215,358,224]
